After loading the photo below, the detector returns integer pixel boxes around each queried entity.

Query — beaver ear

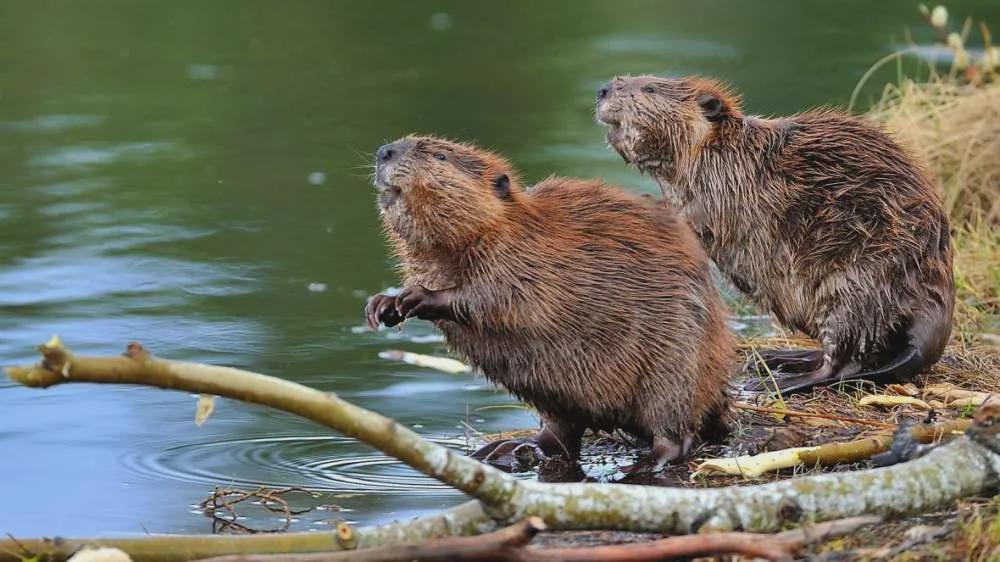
[697,93,725,122]
[492,174,512,201]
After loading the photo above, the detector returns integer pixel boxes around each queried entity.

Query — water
[2,0,998,537]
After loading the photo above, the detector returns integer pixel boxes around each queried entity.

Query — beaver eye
[434,152,447,161]
[641,86,655,94]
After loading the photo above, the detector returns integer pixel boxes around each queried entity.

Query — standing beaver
[364,135,733,470]
[596,75,955,393]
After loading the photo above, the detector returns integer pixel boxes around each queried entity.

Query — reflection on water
[2,0,998,538]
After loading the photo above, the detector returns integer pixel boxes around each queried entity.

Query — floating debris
[195,394,216,426]
[429,12,453,31]
[378,349,471,374]
[308,172,327,186]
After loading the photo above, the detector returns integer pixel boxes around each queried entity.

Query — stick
[194,516,879,562]
[197,517,545,562]
[5,340,1000,562]
[735,401,896,428]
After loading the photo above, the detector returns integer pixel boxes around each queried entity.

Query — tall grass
[860,9,999,337]
[868,79,1000,227]
[864,76,999,337]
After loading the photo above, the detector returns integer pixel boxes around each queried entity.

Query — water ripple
[120,435,475,495]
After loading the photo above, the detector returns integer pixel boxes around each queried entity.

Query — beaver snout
[596,79,627,126]
[374,139,415,188]
[376,143,396,163]
[374,140,413,208]
[377,138,414,163]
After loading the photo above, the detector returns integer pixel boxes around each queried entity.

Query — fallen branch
[196,517,545,562]
[0,502,494,562]
[5,340,1000,562]
[195,515,879,562]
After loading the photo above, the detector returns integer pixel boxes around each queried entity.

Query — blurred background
[2,0,997,537]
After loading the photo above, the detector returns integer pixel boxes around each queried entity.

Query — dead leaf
[859,395,930,410]
[195,394,215,426]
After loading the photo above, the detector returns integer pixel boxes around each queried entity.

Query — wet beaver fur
[364,135,733,470]
[596,75,955,394]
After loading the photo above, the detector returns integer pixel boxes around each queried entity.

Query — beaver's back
[441,178,733,440]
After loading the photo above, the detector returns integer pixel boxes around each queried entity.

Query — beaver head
[373,135,520,250]
[595,75,742,180]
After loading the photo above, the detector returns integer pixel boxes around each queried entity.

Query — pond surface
[2,0,998,537]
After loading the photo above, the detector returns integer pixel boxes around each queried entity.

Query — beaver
[596,75,955,394]
[364,135,733,470]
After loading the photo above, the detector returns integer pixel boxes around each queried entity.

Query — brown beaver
[596,75,955,394]
[364,135,733,470]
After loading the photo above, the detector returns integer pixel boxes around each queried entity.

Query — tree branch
[193,515,879,562]
[0,501,494,562]
[5,339,1000,562]
[197,517,545,562]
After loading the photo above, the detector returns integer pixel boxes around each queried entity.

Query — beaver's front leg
[395,286,459,322]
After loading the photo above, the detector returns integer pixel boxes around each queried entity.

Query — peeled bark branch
[696,418,973,477]
[5,340,1000,562]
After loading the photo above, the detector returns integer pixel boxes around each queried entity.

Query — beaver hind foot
[751,348,824,373]
[746,342,930,395]
[471,420,585,472]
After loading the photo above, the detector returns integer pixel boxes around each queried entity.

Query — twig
[736,401,896,428]
[196,517,546,562]
[200,487,317,534]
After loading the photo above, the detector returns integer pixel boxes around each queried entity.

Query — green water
[2,0,996,537]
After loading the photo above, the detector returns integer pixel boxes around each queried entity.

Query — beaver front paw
[365,293,404,329]
[395,286,455,322]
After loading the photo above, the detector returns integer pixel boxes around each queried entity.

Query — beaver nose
[597,81,612,100]
[376,144,396,163]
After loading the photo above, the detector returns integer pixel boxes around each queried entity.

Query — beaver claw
[365,293,404,329]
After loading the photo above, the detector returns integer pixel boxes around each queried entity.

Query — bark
[194,516,878,562]
[0,502,494,562]
[196,517,545,562]
[5,339,1000,562]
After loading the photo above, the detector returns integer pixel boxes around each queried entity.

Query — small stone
[308,172,327,186]
[68,548,133,562]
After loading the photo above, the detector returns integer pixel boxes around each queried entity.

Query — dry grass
[865,78,1000,336]
[868,79,1000,227]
